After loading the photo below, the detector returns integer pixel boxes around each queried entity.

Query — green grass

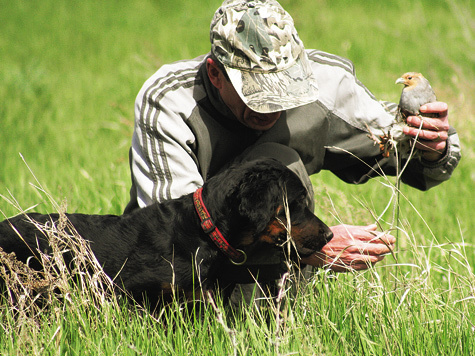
[1,0,474,354]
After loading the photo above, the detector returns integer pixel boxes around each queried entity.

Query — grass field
[1,0,474,354]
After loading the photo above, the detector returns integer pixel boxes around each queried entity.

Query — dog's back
[0,197,216,304]
[0,212,118,263]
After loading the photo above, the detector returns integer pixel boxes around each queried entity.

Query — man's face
[207,59,282,131]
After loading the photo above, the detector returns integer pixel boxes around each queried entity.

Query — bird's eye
[408,76,413,80]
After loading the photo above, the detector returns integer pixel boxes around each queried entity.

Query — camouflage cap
[210,0,318,113]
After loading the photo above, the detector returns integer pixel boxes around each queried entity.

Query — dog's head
[203,159,333,258]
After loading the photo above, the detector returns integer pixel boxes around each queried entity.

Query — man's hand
[403,101,450,161]
[301,224,396,272]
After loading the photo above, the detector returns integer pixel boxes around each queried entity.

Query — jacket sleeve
[129,63,205,207]
[308,50,461,190]
[323,119,461,191]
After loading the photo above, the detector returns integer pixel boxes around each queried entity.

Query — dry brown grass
[0,207,119,327]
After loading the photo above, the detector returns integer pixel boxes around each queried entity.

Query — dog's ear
[235,173,283,233]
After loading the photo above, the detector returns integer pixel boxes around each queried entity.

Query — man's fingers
[364,224,378,231]
[405,128,448,157]
[413,139,447,153]
[323,224,397,273]
[327,254,387,272]
[343,242,394,256]
[420,101,448,115]
[368,230,396,244]
[406,116,442,130]
[334,224,396,244]
[403,125,448,141]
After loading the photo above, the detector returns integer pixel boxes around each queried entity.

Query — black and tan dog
[0,159,332,304]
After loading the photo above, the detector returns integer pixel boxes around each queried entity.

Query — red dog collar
[193,187,247,265]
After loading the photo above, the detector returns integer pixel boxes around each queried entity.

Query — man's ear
[206,58,224,89]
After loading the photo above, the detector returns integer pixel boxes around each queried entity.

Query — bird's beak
[395,77,405,85]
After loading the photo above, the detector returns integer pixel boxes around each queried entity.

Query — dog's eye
[275,232,287,244]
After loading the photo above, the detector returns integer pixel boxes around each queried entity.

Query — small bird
[395,72,437,120]
[368,72,437,158]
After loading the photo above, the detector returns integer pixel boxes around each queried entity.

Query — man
[125,0,461,278]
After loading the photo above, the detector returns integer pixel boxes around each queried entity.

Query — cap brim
[225,55,319,114]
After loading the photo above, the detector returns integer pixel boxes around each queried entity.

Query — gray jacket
[126,50,461,210]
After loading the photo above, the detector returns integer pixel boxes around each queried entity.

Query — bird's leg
[364,122,394,158]
[378,132,395,158]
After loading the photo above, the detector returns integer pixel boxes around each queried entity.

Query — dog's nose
[324,230,333,243]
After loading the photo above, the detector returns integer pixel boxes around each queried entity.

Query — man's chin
[247,118,278,131]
